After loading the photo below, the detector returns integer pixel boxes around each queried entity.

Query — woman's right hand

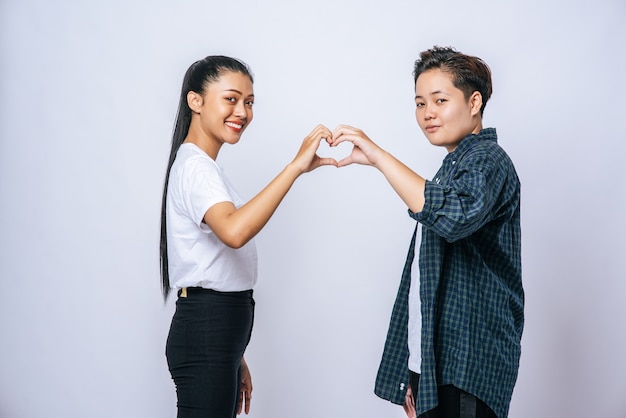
[289,124,338,174]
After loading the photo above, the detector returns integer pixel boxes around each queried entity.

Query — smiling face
[186,70,254,158]
[414,68,482,152]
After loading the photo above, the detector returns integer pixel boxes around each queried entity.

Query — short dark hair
[413,46,492,116]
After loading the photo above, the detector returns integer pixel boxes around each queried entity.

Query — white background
[1,1,625,417]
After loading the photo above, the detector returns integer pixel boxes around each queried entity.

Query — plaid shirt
[375,128,524,418]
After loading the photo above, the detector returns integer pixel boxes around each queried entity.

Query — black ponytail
[159,56,253,300]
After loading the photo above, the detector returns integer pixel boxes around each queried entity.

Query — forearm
[329,125,426,211]
[375,151,426,213]
[214,162,302,248]
[205,125,333,248]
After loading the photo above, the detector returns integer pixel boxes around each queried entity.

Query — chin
[225,132,244,143]
[426,138,447,148]
[426,135,458,150]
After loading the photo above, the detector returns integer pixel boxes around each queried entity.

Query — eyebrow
[223,88,254,97]
[415,90,449,99]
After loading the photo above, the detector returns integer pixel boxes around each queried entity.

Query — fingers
[337,155,353,168]
[294,123,376,171]
[238,357,252,415]
[402,386,416,418]
[306,123,362,150]
[243,389,252,414]
[310,124,333,143]
[330,124,360,146]
[317,156,339,167]
[331,124,355,139]
[293,124,337,173]
[303,125,332,153]
[301,124,362,168]
[237,385,252,415]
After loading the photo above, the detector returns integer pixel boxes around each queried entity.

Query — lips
[225,121,244,132]
[425,125,439,133]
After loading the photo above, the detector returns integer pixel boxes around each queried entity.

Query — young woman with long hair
[160,55,336,417]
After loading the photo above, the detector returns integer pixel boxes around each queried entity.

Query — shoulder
[173,144,221,178]
[456,139,519,188]
[463,136,514,170]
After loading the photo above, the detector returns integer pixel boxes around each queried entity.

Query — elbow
[219,229,252,249]
[435,219,477,243]
[221,235,247,249]
[210,216,257,249]
[229,240,248,250]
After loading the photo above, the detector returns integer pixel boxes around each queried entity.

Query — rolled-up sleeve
[410,149,505,242]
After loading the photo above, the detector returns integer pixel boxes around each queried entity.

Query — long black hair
[160,56,254,299]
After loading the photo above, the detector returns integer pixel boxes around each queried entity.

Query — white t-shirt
[408,234,422,374]
[166,143,258,292]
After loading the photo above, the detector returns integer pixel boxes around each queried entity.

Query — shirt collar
[445,127,498,162]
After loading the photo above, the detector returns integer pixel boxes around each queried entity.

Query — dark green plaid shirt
[374,128,524,418]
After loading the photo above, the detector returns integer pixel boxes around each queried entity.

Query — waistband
[178,287,253,298]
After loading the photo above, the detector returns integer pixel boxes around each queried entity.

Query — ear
[187,91,203,113]
[469,91,483,117]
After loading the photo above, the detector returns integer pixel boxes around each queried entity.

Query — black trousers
[410,371,497,418]
[166,288,255,418]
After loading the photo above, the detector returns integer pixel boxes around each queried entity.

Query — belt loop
[180,287,188,298]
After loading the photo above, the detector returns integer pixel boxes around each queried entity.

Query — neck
[471,119,483,135]
[184,123,221,160]
[445,121,484,153]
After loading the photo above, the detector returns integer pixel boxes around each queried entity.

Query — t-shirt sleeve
[180,157,233,226]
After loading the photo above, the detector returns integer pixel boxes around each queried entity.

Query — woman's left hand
[237,357,253,415]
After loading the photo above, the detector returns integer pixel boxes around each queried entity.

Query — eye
[415,102,425,108]
[436,98,447,104]
[245,100,254,107]
[225,97,236,103]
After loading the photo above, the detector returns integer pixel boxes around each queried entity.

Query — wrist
[371,149,389,170]
[285,161,305,178]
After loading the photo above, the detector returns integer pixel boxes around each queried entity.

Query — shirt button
[400,383,405,390]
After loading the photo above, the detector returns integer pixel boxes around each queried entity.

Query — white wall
[1,1,625,417]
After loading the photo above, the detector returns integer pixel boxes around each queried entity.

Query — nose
[423,104,435,120]
[234,100,247,118]
[416,104,434,121]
